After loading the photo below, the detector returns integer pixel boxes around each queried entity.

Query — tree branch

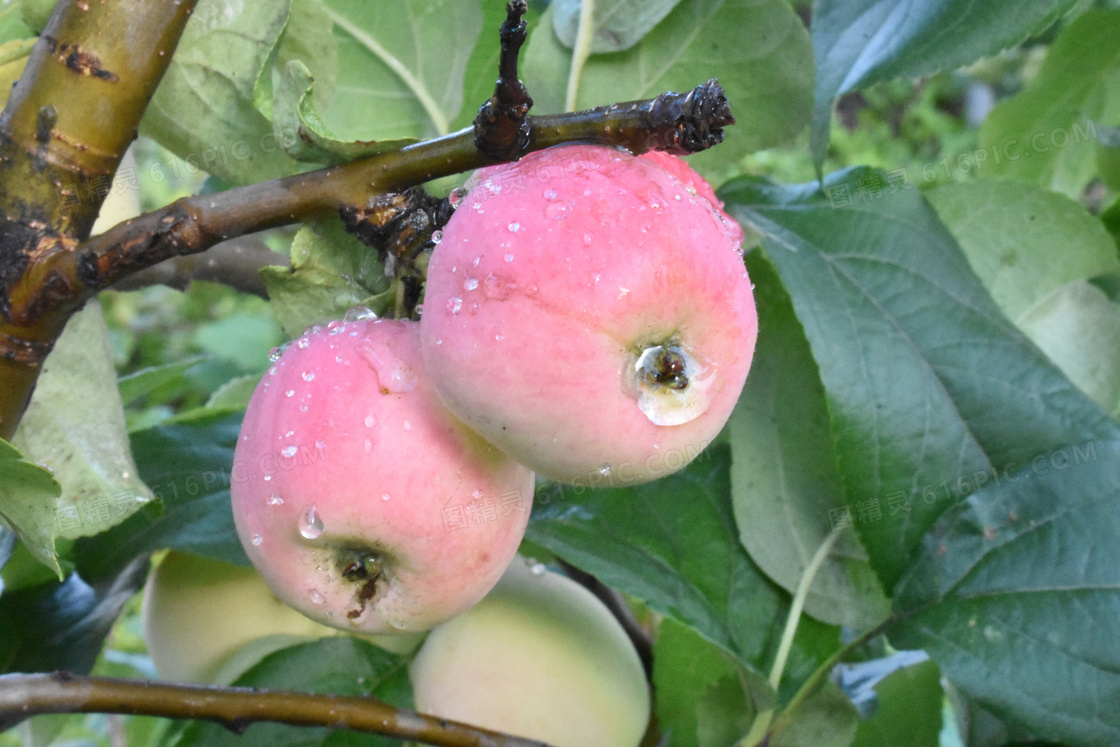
[107,235,290,298]
[0,671,552,747]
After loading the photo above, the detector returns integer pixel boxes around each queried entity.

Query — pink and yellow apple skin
[420,144,757,485]
[231,318,534,635]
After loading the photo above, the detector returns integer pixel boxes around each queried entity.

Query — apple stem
[0,671,555,747]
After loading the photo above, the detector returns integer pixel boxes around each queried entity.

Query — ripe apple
[142,551,422,684]
[420,144,757,485]
[231,318,535,635]
[409,555,651,747]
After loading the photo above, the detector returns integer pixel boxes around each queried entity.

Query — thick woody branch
[0,672,552,747]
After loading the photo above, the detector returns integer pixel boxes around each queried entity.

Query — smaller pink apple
[232,318,534,635]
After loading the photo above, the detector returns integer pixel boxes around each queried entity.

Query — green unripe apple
[409,556,651,747]
[142,551,420,684]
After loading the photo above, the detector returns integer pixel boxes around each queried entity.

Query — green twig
[565,0,595,112]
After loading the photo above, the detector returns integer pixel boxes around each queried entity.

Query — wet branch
[0,672,552,747]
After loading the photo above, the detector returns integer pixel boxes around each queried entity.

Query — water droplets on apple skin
[299,506,324,539]
[630,343,714,426]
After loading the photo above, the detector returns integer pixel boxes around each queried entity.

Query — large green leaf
[552,0,683,53]
[810,0,1075,170]
[978,9,1120,197]
[851,659,943,747]
[925,181,1120,323]
[892,439,1120,745]
[730,252,889,630]
[721,169,1117,589]
[320,0,482,140]
[141,0,300,184]
[526,446,840,693]
[173,637,412,747]
[12,301,150,546]
[522,0,814,181]
[0,440,61,577]
[71,410,248,582]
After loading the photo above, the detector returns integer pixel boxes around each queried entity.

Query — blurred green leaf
[12,302,150,545]
[0,439,61,577]
[851,659,942,747]
[892,439,1120,745]
[173,637,412,747]
[809,0,1075,170]
[978,9,1120,197]
[319,0,483,140]
[205,374,261,412]
[730,252,889,630]
[273,60,415,164]
[118,357,208,406]
[522,0,814,180]
[926,181,1120,322]
[654,617,769,747]
[261,220,387,337]
[772,682,860,747]
[193,312,284,373]
[0,3,34,44]
[260,0,340,119]
[722,169,1117,588]
[552,0,683,53]
[142,0,300,184]
[72,410,247,583]
[527,446,840,687]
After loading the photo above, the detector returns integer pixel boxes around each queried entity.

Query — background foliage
[2,0,1120,745]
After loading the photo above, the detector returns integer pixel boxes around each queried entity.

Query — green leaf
[269,0,340,115]
[978,9,1120,197]
[810,0,1075,171]
[0,439,61,577]
[522,0,814,180]
[1016,279,1120,416]
[721,169,1117,589]
[320,0,483,140]
[0,3,34,44]
[851,659,943,747]
[71,410,248,582]
[891,439,1120,745]
[11,301,150,544]
[552,0,683,53]
[772,682,860,747]
[925,181,1120,322]
[173,637,412,747]
[261,220,388,337]
[527,446,840,686]
[653,617,769,747]
[205,374,261,412]
[730,252,889,630]
[273,60,415,164]
[118,357,208,406]
[142,0,300,184]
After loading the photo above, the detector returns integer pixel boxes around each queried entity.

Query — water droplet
[504,253,514,262]
[472,201,483,212]
[364,437,373,453]
[508,221,520,232]
[309,589,326,605]
[251,533,263,546]
[463,277,479,291]
[402,420,412,431]
[299,506,324,539]
[631,343,714,426]
[268,346,284,362]
[472,256,481,268]
[302,370,315,382]
[415,303,424,317]
[435,338,442,345]
[618,287,630,299]
[315,438,327,451]
[285,389,295,398]
[431,229,443,244]
[447,296,462,314]
[327,320,344,334]
[543,188,558,200]
[267,494,284,505]
[299,404,308,412]
[263,474,272,481]
[471,488,482,499]
[545,201,572,220]
[529,562,546,576]
[381,492,391,501]
[582,232,594,246]
[281,445,298,458]
[598,464,612,476]
[495,334,504,341]
[653,442,660,450]
[448,187,465,207]
[364,414,376,428]
[345,305,377,323]
[297,337,310,349]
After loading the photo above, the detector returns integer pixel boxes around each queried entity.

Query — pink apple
[420,145,757,485]
[231,318,535,635]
